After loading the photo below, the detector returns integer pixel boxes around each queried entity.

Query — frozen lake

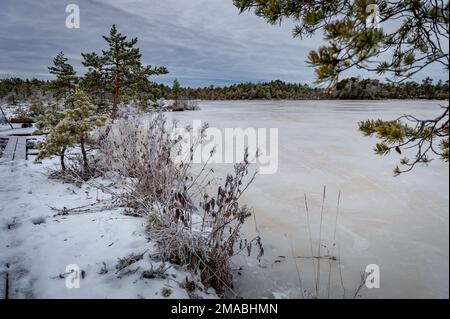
[168,100,449,299]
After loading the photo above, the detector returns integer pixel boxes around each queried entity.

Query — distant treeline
[1,76,448,105]
[0,78,51,104]
[159,77,449,100]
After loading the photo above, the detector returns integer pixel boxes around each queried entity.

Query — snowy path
[0,159,215,299]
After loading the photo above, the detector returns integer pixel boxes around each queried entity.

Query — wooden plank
[0,137,18,161]
[10,118,34,124]
[14,137,27,160]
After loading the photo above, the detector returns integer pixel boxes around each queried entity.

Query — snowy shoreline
[0,109,219,299]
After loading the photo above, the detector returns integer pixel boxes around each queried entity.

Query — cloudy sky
[0,0,446,87]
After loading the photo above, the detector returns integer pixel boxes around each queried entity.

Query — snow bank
[0,157,216,299]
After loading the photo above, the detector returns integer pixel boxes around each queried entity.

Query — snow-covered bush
[171,99,200,112]
[37,88,107,176]
[95,114,262,297]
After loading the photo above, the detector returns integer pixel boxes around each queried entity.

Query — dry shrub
[96,114,190,212]
[153,155,263,297]
[96,113,262,297]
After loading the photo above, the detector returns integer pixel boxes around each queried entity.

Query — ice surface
[168,100,449,299]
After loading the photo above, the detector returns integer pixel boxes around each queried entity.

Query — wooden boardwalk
[0,136,27,161]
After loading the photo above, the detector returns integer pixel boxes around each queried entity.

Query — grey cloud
[0,0,445,87]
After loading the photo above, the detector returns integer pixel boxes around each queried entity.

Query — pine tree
[172,79,181,100]
[37,89,106,173]
[48,52,78,99]
[82,25,168,119]
[36,103,69,171]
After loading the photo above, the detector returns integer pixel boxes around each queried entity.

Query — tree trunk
[111,96,118,120]
[111,80,120,120]
[60,147,66,172]
[80,137,89,170]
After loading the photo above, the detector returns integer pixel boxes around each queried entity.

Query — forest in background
[1,76,448,105]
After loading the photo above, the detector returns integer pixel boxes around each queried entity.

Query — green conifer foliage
[48,52,78,100]
[37,89,106,173]
[35,103,67,170]
[82,25,168,119]
[172,79,181,100]
[80,52,108,110]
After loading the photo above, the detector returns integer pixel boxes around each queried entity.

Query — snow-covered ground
[0,111,217,299]
[1,100,448,299]
[167,100,449,299]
